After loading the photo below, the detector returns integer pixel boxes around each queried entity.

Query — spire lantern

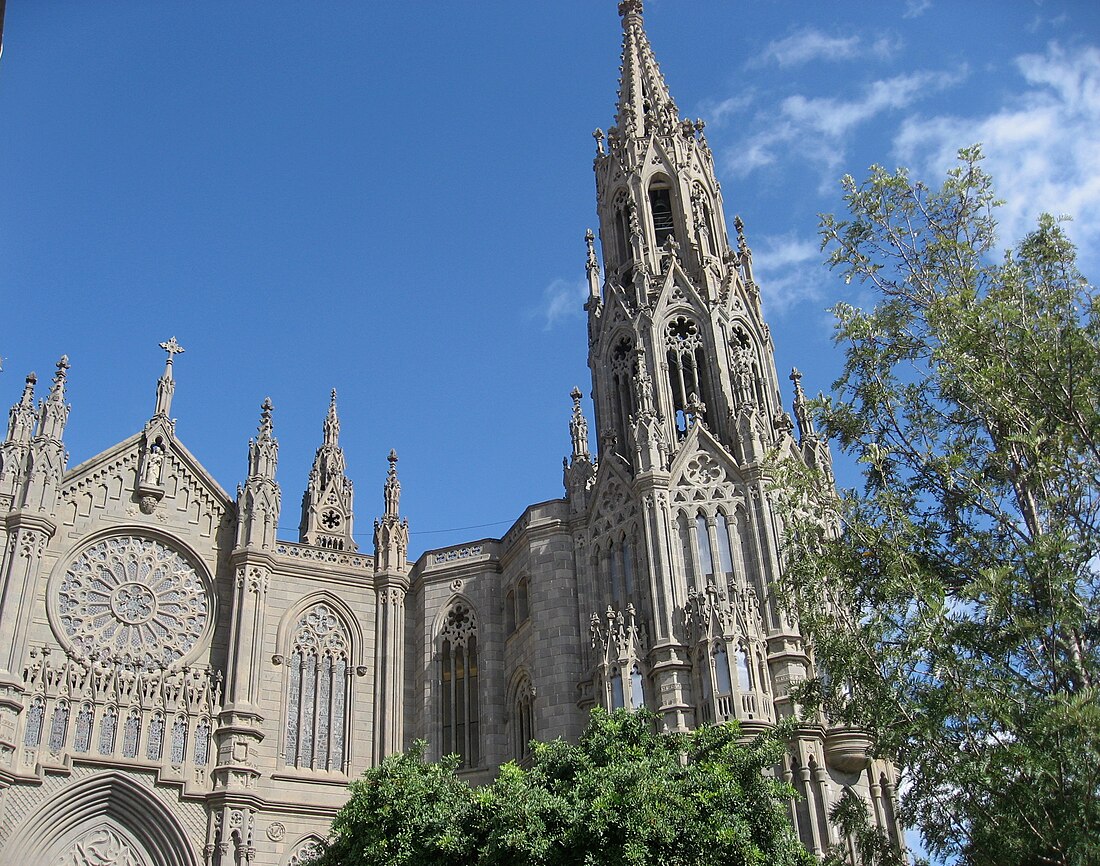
[374,450,409,574]
[299,390,356,551]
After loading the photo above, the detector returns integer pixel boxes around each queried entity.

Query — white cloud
[537,278,588,330]
[750,234,828,315]
[903,0,932,19]
[725,68,964,181]
[894,43,1100,271]
[757,28,900,68]
[699,93,754,126]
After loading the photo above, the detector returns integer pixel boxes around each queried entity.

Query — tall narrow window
[195,718,211,766]
[610,542,623,605]
[666,317,710,434]
[610,669,625,710]
[698,649,714,723]
[284,602,351,772]
[513,674,535,761]
[621,537,635,598]
[170,716,187,765]
[677,512,696,590]
[615,207,630,267]
[516,578,529,623]
[98,706,118,756]
[630,665,645,709]
[714,645,733,696]
[505,590,516,634]
[146,713,164,760]
[440,602,480,769]
[48,700,70,752]
[74,703,93,754]
[736,646,752,690]
[122,709,141,758]
[649,185,675,246]
[716,513,734,577]
[696,514,714,583]
[24,697,44,748]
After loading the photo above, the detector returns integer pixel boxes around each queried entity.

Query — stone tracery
[56,536,209,668]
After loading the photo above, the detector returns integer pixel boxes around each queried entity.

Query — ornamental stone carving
[63,826,144,866]
[55,535,209,668]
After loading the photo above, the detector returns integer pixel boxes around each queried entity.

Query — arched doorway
[1,771,198,866]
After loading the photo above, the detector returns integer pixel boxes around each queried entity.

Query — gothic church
[0,3,902,863]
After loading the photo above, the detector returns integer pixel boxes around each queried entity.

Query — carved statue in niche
[142,443,163,486]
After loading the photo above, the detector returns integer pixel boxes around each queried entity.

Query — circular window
[56,536,209,668]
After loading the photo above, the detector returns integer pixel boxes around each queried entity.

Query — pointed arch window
[666,317,712,434]
[695,513,714,583]
[735,646,752,690]
[48,700,70,752]
[714,644,733,696]
[610,668,625,710]
[649,183,675,247]
[74,703,93,754]
[512,674,536,762]
[677,512,697,590]
[440,602,480,769]
[284,602,351,772]
[609,336,636,458]
[23,697,45,748]
[98,706,118,756]
[122,709,141,758]
[146,713,165,761]
[629,665,645,709]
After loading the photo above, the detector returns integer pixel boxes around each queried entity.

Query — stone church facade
[0,3,902,864]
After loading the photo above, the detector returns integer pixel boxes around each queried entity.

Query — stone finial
[384,449,401,518]
[4,372,37,444]
[153,337,184,420]
[619,0,643,23]
[324,388,340,446]
[790,367,816,441]
[49,356,70,400]
[569,387,591,462]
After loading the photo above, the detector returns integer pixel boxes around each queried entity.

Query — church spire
[299,389,357,551]
[615,0,680,141]
[35,356,70,443]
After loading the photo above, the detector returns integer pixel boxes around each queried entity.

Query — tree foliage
[310,709,815,866]
[773,146,1100,865]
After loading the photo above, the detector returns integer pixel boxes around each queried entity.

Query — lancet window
[98,706,118,755]
[649,182,675,247]
[146,713,165,760]
[122,709,140,758]
[74,703,93,753]
[284,602,351,773]
[48,700,69,752]
[512,673,535,762]
[440,601,480,769]
[608,336,636,457]
[665,317,712,434]
[23,697,44,747]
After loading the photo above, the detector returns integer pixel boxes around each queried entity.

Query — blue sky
[1,0,1098,568]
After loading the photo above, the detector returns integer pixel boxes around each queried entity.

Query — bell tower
[588,0,784,468]
[576,0,815,747]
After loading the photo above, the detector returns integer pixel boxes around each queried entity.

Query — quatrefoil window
[55,535,209,668]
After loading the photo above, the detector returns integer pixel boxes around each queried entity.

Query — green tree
[773,146,1100,865]
[311,709,815,866]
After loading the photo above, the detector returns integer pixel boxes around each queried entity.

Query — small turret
[373,450,408,573]
[236,397,281,550]
[21,357,70,512]
[0,373,37,505]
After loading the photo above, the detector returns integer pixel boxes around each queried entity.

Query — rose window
[57,536,209,668]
